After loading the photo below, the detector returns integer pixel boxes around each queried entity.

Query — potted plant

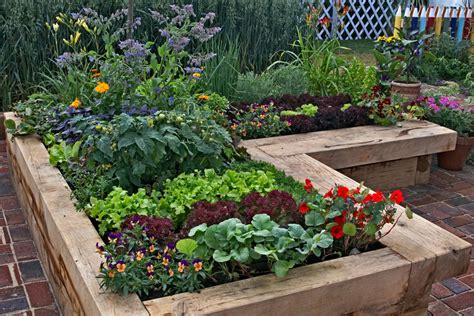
[374,30,432,101]
[420,96,474,170]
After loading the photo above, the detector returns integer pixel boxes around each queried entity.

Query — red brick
[0,218,6,226]
[0,286,25,301]
[13,240,37,261]
[5,209,25,225]
[449,181,473,192]
[19,260,44,283]
[461,307,474,315]
[459,223,474,235]
[458,187,474,197]
[1,226,11,244]
[33,306,60,316]
[444,215,474,228]
[25,282,55,307]
[432,283,454,299]
[443,291,474,311]
[430,190,461,201]
[9,224,32,242]
[446,197,474,207]
[0,264,13,287]
[459,275,474,288]
[13,263,22,284]
[428,300,458,316]
[0,196,20,211]
[409,196,437,207]
[430,210,451,220]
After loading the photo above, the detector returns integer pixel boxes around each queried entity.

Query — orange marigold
[95,81,110,93]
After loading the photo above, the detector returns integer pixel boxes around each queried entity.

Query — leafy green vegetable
[159,168,278,224]
[86,187,161,235]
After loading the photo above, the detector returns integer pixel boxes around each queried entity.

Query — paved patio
[0,137,472,315]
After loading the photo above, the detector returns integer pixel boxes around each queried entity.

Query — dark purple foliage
[241,190,300,225]
[229,94,371,138]
[182,200,240,233]
[122,215,176,243]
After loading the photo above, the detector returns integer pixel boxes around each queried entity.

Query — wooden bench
[5,112,470,315]
[242,121,457,190]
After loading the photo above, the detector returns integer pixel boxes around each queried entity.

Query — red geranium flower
[337,186,349,199]
[354,208,365,221]
[334,210,347,225]
[353,187,361,195]
[389,190,404,204]
[362,193,372,203]
[299,202,310,215]
[323,189,334,199]
[330,225,344,239]
[304,179,314,193]
[371,191,384,203]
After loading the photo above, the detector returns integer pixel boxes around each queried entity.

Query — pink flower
[428,103,440,113]
[439,96,450,106]
[427,97,435,104]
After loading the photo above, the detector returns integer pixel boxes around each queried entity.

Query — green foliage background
[0,0,305,111]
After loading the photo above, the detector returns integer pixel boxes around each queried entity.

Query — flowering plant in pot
[419,96,474,171]
[374,30,432,101]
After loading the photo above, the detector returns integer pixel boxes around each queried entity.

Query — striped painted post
[435,6,443,35]
[394,6,402,38]
[442,6,451,34]
[427,6,436,33]
[419,6,427,33]
[464,8,472,40]
[403,6,411,31]
[450,8,457,37]
[412,7,419,31]
[456,8,466,42]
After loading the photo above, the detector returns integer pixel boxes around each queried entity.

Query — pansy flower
[192,259,203,272]
[178,259,189,273]
[116,261,126,273]
[95,243,105,255]
[162,254,172,266]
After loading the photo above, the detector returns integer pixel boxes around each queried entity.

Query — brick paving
[0,140,60,315]
[0,132,472,314]
[402,161,474,316]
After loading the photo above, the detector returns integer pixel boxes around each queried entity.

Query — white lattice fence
[315,0,399,40]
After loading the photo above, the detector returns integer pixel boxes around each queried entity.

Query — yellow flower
[168,268,174,277]
[95,81,110,93]
[377,36,387,42]
[52,23,59,32]
[193,261,203,272]
[197,94,209,101]
[107,270,115,278]
[70,98,81,109]
[149,245,155,253]
[192,72,201,79]
[136,251,144,261]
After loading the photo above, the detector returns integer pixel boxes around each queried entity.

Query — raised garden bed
[6,112,471,315]
[242,120,457,190]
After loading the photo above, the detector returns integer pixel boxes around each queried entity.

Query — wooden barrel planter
[5,112,471,315]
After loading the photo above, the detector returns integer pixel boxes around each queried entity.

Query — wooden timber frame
[4,112,471,316]
[241,121,458,190]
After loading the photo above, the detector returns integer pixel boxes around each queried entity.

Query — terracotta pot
[437,136,474,171]
[390,81,422,102]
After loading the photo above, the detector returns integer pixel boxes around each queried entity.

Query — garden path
[0,137,472,315]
